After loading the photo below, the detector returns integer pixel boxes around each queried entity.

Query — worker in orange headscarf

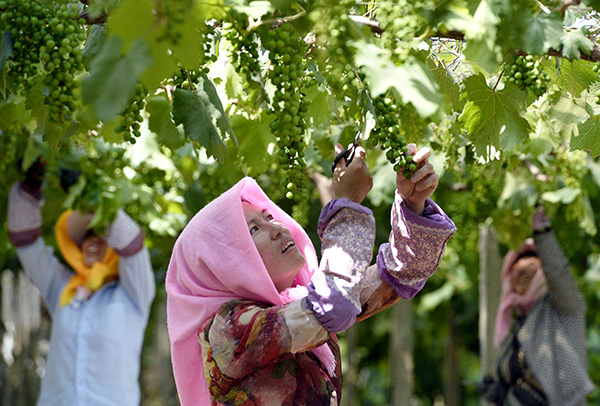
[7,161,155,406]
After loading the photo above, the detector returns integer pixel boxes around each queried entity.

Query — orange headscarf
[55,210,119,306]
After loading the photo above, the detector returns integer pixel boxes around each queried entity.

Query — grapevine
[261,23,312,202]
[506,55,550,97]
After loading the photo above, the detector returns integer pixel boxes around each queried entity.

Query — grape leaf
[193,0,226,20]
[197,74,236,143]
[230,112,276,174]
[544,58,598,97]
[573,116,600,157]
[548,93,590,140]
[459,75,530,155]
[82,25,108,68]
[523,11,563,55]
[172,88,227,162]
[462,38,502,74]
[82,37,153,122]
[541,186,581,204]
[429,61,463,112]
[106,0,154,51]
[304,84,330,128]
[561,28,594,60]
[98,117,124,144]
[167,15,205,70]
[226,0,274,18]
[146,95,186,150]
[461,0,502,73]
[142,31,179,94]
[354,42,442,118]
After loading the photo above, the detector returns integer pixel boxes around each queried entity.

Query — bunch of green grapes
[42,1,86,131]
[370,94,423,179]
[376,0,427,64]
[506,55,550,97]
[309,0,357,95]
[115,83,146,144]
[222,19,261,87]
[261,24,312,201]
[0,0,48,93]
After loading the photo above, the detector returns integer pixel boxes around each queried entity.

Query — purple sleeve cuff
[113,230,146,256]
[377,245,426,299]
[317,198,373,239]
[8,230,42,248]
[305,284,358,333]
[376,195,456,297]
[403,197,455,231]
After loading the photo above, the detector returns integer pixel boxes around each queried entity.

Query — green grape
[115,83,146,144]
[506,54,550,97]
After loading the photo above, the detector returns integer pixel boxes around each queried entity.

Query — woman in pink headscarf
[481,207,594,406]
[166,144,456,406]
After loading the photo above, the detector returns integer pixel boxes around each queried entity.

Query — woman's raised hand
[331,143,373,204]
[396,144,439,215]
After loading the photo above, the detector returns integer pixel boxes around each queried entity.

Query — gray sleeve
[533,230,585,315]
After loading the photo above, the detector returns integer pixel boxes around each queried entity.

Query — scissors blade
[331,131,362,172]
[344,131,362,165]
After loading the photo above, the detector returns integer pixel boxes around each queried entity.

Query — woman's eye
[250,225,259,235]
[266,214,274,221]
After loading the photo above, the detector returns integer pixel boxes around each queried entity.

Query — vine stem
[493,68,504,92]
[248,10,306,31]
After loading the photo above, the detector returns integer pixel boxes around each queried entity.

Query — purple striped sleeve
[377,194,456,298]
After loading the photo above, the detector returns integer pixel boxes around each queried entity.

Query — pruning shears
[331,131,362,172]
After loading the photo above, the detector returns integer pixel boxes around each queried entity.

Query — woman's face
[81,233,108,267]
[510,256,541,295]
[242,202,306,292]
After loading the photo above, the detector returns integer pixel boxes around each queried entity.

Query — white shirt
[17,238,156,406]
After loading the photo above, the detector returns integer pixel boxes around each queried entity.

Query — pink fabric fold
[493,239,548,348]
[166,177,332,406]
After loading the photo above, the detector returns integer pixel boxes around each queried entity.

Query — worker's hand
[396,144,439,214]
[331,144,373,204]
[22,158,46,193]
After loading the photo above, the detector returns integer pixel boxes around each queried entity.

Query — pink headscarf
[166,177,332,406]
[493,239,548,347]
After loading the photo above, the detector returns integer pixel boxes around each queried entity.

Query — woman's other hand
[331,143,373,204]
[396,144,439,215]
[532,205,551,232]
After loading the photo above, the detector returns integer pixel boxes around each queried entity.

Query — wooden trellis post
[478,225,502,405]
